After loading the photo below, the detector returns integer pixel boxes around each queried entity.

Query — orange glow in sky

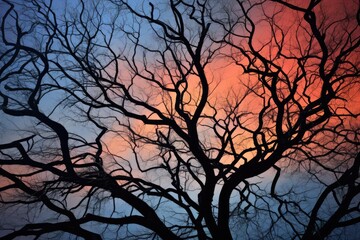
[101,0,359,169]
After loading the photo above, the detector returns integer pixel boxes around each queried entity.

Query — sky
[0,0,359,239]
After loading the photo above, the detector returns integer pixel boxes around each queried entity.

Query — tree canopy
[0,0,359,239]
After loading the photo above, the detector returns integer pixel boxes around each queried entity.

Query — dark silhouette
[0,0,359,239]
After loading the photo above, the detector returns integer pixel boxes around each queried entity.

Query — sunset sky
[0,0,359,239]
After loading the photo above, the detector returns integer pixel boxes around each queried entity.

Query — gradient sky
[0,0,359,239]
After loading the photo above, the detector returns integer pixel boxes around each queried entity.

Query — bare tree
[0,0,359,239]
